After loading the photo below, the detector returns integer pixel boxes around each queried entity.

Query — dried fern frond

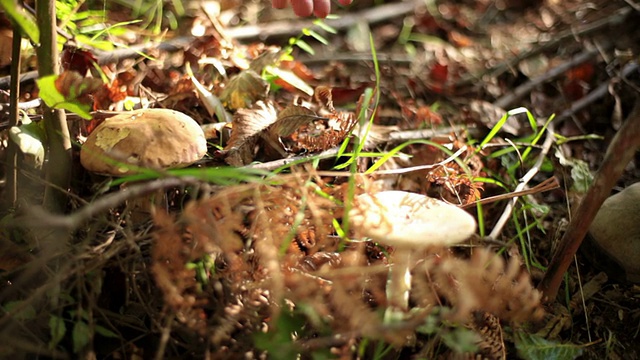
[151,173,359,344]
[151,210,209,333]
[428,249,544,324]
[469,311,506,360]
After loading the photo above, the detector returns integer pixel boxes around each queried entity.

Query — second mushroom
[349,190,477,317]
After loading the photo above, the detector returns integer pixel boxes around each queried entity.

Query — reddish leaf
[92,78,127,111]
[61,44,98,75]
[50,71,105,116]
[429,63,449,94]
[566,62,595,82]
[448,30,474,48]
[430,63,449,84]
[281,60,317,82]
[563,62,595,101]
[329,84,370,106]
[314,86,335,112]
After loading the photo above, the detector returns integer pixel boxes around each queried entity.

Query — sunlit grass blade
[109,166,272,187]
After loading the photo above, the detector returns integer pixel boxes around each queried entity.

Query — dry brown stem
[538,101,640,300]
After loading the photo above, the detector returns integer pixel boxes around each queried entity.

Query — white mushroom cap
[80,109,207,176]
[349,190,476,248]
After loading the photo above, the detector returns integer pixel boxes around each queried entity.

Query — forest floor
[1,0,640,359]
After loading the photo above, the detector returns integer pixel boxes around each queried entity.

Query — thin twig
[456,6,632,87]
[18,177,202,230]
[226,0,421,40]
[245,126,463,171]
[493,45,609,109]
[555,61,639,123]
[302,52,413,66]
[154,313,174,360]
[370,146,468,175]
[461,176,559,209]
[0,0,421,90]
[538,100,640,301]
[489,121,556,239]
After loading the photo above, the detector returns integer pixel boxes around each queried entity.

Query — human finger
[290,0,314,17]
[337,0,353,5]
[313,0,330,18]
[272,0,288,9]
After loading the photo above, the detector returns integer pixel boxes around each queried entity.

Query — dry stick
[493,45,608,110]
[488,122,556,239]
[455,6,632,88]
[0,0,420,90]
[461,177,559,209]
[245,126,463,171]
[20,176,201,230]
[302,53,413,66]
[538,102,640,301]
[225,0,420,40]
[555,61,639,123]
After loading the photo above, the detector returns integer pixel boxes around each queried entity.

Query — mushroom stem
[386,248,412,314]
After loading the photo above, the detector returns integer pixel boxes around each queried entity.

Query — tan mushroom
[349,190,476,317]
[80,109,207,176]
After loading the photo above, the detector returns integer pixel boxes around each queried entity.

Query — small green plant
[262,19,338,96]
[253,308,312,360]
[514,330,584,360]
[186,254,217,285]
[285,18,338,57]
[109,0,184,34]
[472,108,555,269]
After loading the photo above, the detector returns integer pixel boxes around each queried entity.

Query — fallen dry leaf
[224,101,278,166]
[220,70,269,110]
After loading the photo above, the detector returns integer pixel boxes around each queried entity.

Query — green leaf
[108,166,271,187]
[554,148,593,193]
[36,73,102,119]
[441,327,480,354]
[2,300,36,320]
[9,117,46,168]
[48,315,67,349]
[72,321,90,353]
[95,325,118,338]
[254,310,305,360]
[294,39,315,55]
[0,0,39,43]
[416,311,441,335]
[313,19,337,34]
[515,331,583,360]
[307,29,329,45]
[265,66,314,96]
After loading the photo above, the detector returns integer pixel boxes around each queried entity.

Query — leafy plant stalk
[342,34,381,237]
[4,14,23,208]
[37,0,72,212]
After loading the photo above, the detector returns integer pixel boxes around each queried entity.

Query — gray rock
[589,182,640,283]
